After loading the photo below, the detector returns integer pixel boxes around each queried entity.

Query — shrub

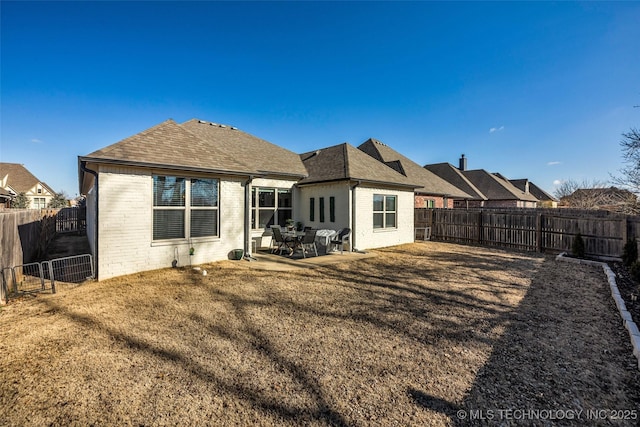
[630,261,640,283]
[623,238,638,266]
[572,232,585,259]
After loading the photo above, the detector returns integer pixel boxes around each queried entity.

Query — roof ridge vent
[219,124,227,128]
[198,120,207,124]
[209,122,218,126]
[231,126,238,130]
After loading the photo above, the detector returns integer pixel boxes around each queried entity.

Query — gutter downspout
[350,180,362,252]
[80,161,98,279]
[243,176,255,261]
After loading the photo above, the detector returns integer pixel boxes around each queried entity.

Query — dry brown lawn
[1,242,638,426]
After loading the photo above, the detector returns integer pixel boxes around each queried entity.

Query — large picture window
[153,176,218,241]
[373,194,397,229]
[251,187,292,229]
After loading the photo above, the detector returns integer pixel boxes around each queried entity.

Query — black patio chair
[270,226,294,255]
[298,229,318,258]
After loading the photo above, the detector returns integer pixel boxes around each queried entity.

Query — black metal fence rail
[0,254,94,304]
[56,207,86,233]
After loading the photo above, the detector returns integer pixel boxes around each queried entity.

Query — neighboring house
[561,187,638,212]
[425,156,538,208]
[357,138,472,208]
[78,118,307,280]
[510,178,558,208]
[297,143,421,251]
[0,188,13,207]
[463,170,539,208]
[424,160,488,208]
[0,162,56,208]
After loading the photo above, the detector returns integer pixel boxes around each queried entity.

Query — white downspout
[243,176,254,260]
[350,180,361,252]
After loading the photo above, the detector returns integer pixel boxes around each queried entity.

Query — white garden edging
[556,252,640,371]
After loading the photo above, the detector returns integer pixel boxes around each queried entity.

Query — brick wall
[414,195,454,208]
[96,166,247,280]
[354,186,414,250]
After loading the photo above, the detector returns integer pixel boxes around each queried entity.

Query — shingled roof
[298,143,420,188]
[357,138,471,198]
[463,170,539,202]
[181,119,307,177]
[0,162,55,194]
[510,179,557,202]
[81,119,307,178]
[424,163,487,200]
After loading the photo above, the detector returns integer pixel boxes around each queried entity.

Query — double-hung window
[251,188,292,229]
[373,194,397,229]
[33,197,46,209]
[153,175,219,241]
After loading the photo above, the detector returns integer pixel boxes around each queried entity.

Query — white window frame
[373,194,397,229]
[152,175,219,242]
[33,197,46,209]
[251,187,292,230]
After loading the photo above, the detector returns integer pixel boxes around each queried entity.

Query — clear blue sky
[2,1,639,198]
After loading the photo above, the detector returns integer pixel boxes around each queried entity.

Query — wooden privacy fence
[415,208,640,259]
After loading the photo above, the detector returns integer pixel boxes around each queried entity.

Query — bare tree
[612,128,640,193]
[554,179,607,202]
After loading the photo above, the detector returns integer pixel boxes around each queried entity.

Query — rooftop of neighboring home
[0,162,55,194]
[425,155,539,202]
[423,162,487,200]
[357,138,472,199]
[510,178,558,202]
[298,143,421,189]
[465,169,539,202]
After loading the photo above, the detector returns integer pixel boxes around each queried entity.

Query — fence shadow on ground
[409,257,640,426]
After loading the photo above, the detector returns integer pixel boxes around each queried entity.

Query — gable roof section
[81,119,256,175]
[510,179,558,202]
[357,139,472,198]
[81,119,307,178]
[298,143,420,189]
[463,170,539,202]
[0,162,55,194]
[424,163,487,200]
[181,119,307,177]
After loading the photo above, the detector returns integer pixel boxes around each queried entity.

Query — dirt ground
[1,242,638,426]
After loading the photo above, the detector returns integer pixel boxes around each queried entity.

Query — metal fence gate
[0,254,94,304]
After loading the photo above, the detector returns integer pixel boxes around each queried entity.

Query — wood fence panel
[0,209,58,269]
[417,208,638,259]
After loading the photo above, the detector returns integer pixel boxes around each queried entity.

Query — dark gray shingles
[424,163,487,200]
[358,139,472,198]
[464,170,539,201]
[181,119,307,177]
[299,143,420,188]
[84,119,256,174]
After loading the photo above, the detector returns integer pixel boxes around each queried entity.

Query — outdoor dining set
[269,225,351,258]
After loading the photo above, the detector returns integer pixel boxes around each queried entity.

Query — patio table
[315,229,337,251]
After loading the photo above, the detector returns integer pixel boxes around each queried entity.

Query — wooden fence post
[536,213,542,253]
[478,210,483,244]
